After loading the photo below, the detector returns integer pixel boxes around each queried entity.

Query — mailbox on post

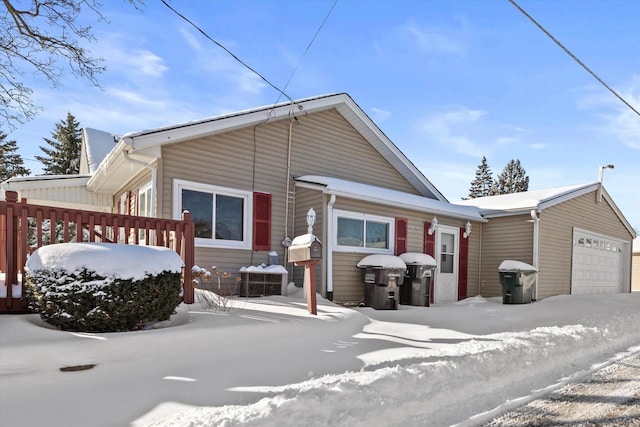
[288,234,322,263]
[288,232,322,315]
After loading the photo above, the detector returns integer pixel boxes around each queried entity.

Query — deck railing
[0,190,194,313]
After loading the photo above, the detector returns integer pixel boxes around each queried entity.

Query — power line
[274,0,338,106]
[160,0,292,102]
[507,0,640,117]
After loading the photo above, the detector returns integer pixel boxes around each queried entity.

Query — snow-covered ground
[1,286,639,427]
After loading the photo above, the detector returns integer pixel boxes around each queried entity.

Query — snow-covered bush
[25,243,184,332]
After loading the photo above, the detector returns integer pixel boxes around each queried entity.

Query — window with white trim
[333,209,394,254]
[173,179,251,249]
[138,183,152,242]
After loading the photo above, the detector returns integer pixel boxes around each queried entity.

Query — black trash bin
[498,260,537,304]
[399,252,437,306]
[357,255,407,310]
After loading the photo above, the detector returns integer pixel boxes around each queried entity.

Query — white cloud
[370,107,392,122]
[417,106,487,158]
[129,50,169,78]
[579,75,640,150]
[402,21,465,55]
[179,27,202,52]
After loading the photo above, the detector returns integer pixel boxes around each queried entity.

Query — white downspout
[530,209,540,301]
[326,194,336,297]
[122,151,157,217]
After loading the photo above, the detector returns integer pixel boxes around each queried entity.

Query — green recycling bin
[498,260,537,304]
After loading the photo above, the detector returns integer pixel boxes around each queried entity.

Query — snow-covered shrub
[25,243,184,332]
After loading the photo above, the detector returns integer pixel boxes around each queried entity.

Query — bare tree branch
[0,0,143,130]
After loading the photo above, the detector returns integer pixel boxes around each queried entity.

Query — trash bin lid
[357,254,407,270]
[498,260,538,273]
[399,252,437,267]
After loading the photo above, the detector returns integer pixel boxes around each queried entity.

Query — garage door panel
[572,230,625,295]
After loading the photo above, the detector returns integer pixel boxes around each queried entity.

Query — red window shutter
[423,222,435,256]
[395,218,408,256]
[424,222,436,305]
[253,192,271,251]
[458,227,469,301]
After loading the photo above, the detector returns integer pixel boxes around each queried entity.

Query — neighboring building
[2,93,636,303]
[457,184,635,299]
[633,237,640,292]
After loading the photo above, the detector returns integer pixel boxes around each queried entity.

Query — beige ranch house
[2,93,636,304]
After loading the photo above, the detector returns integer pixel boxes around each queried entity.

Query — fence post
[182,210,195,304]
[4,191,19,309]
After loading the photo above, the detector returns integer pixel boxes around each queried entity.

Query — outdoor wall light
[428,216,438,235]
[463,221,472,239]
[306,207,316,234]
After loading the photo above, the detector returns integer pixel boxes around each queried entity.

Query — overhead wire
[160,0,292,102]
[273,0,338,107]
[507,0,640,118]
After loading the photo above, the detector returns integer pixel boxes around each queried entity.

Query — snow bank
[25,243,184,280]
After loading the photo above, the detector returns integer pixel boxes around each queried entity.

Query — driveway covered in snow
[1,289,639,426]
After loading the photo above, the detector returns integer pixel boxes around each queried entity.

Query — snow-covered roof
[295,175,486,222]
[81,128,118,174]
[455,182,635,237]
[89,93,445,200]
[456,182,599,216]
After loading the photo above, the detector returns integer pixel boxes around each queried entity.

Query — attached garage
[458,182,635,300]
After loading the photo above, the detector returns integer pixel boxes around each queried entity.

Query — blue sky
[7,0,639,230]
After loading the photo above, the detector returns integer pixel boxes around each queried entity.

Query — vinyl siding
[632,254,640,292]
[292,187,325,291]
[158,108,422,282]
[113,171,153,214]
[330,197,479,305]
[479,215,533,297]
[539,190,633,298]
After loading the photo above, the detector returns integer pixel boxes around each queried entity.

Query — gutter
[530,209,540,301]
[326,194,336,299]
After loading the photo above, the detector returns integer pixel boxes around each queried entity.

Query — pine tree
[496,159,529,195]
[468,156,495,198]
[36,112,82,175]
[0,131,31,181]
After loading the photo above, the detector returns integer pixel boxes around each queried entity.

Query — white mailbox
[288,233,322,264]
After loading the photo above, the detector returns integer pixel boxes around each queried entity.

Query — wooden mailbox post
[288,208,322,315]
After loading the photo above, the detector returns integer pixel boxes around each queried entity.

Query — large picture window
[174,180,251,249]
[334,210,393,254]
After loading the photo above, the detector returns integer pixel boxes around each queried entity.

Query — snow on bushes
[25,243,184,332]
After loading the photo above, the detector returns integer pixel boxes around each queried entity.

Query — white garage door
[572,229,626,295]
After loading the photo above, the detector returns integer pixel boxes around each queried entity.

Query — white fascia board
[477,208,536,218]
[2,175,92,190]
[537,183,600,211]
[294,180,485,222]
[602,188,637,238]
[122,94,343,151]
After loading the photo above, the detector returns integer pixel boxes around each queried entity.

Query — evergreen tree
[496,159,529,195]
[468,156,495,198]
[0,131,31,181]
[36,113,82,175]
